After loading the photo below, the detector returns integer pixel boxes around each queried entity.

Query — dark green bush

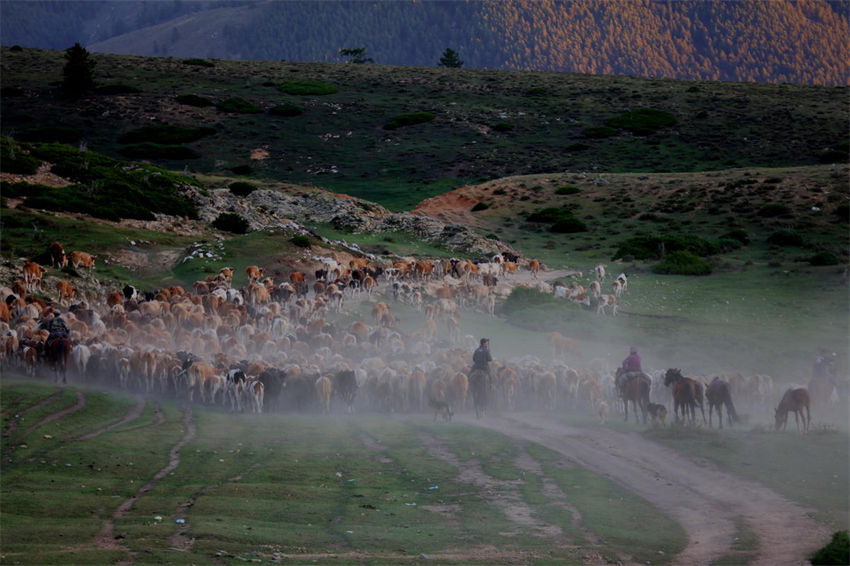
[606,108,677,134]
[717,238,743,252]
[383,112,435,130]
[566,143,590,151]
[280,80,338,95]
[217,97,262,114]
[835,204,849,221]
[0,137,40,174]
[17,126,82,144]
[212,212,249,234]
[493,188,507,195]
[810,531,849,566]
[555,185,581,195]
[118,143,201,159]
[614,234,719,260]
[582,126,618,139]
[290,235,311,247]
[550,217,588,233]
[118,125,216,145]
[525,87,548,97]
[502,286,560,315]
[176,94,214,107]
[527,207,568,223]
[229,181,257,196]
[492,122,514,132]
[819,148,848,163]
[230,164,253,175]
[96,84,141,95]
[767,230,803,247]
[653,250,712,275]
[269,103,303,117]
[471,202,489,212]
[721,229,750,245]
[808,251,839,266]
[758,203,792,217]
[183,58,214,67]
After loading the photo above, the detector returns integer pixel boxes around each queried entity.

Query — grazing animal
[596,294,618,315]
[429,396,453,422]
[333,370,358,413]
[596,399,609,424]
[527,259,541,278]
[616,272,628,294]
[615,367,650,423]
[68,251,95,273]
[245,265,264,284]
[646,403,668,427]
[56,280,76,305]
[45,336,72,384]
[594,263,606,281]
[706,377,737,429]
[664,368,706,425]
[49,242,68,268]
[315,375,332,414]
[22,262,44,292]
[775,387,811,433]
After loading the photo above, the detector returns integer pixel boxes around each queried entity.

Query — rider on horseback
[617,346,644,394]
[39,311,70,344]
[470,338,492,418]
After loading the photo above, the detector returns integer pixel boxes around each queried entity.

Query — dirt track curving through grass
[466,412,831,566]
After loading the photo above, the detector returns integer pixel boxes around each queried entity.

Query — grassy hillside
[1,47,847,211]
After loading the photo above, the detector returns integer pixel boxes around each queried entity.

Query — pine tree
[339,47,374,64]
[62,42,96,98]
[439,47,464,68]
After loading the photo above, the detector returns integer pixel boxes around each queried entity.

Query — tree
[339,47,373,64]
[62,42,95,98]
[439,47,464,68]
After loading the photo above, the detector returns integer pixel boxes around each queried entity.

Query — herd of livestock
[0,241,838,432]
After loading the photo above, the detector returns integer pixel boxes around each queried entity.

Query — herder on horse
[39,310,70,344]
[38,310,72,383]
[469,338,492,419]
[616,347,646,393]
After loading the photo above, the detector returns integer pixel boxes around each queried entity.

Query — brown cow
[22,262,44,292]
[106,291,124,308]
[245,265,264,284]
[315,375,333,414]
[527,259,541,278]
[69,251,95,273]
[49,242,68,268]
[56,281,76,305]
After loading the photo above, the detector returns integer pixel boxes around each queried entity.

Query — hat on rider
[630,346,637,354]
[480,338,489,346]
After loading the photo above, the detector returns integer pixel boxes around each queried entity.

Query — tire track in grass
[2,389,63,439]
[76,396,146,441]
[95,405,196,553]
[4,391,86,461]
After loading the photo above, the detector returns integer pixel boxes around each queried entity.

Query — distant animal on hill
[706,377,737,429]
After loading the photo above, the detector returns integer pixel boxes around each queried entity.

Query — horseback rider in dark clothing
[39,311,70,343]
[470,338,492,419]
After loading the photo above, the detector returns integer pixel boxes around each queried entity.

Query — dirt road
[464,412,830,566]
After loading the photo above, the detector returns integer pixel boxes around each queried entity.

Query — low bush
[582,126,618,139]
[810,530,849,565]
[614,234,719,260]
[550,217,588,233]
[471,202,489,212]
[652,250,712,275]
[217,97,262,114]
[819,148,848,163]
[493,188,507,195]
[183,58,214,67]
[721,229,750,245]
[212,212,249,234]
[767,230,803,247]
[555,185,581,195]
[566,143,590,151]
[118,125,216,145]
[492,122,514,132]
[269,103,303,117]
[717,238,743,252]
[835,204,849,221]
[229,181,257,196]
[16,126,82,144]
[808,251,839,266]
[758,203,792,217]
[502,286,560,315]
[606,108,677,135]
[176,94,214,107]
[118,143,201,160]
[290,235,311,247]
[527,207,568,223]
[280,80,338,95]
[0,137,40,174]
[383,112,435,130]
[95,84,141,95]
[230,164,253,175]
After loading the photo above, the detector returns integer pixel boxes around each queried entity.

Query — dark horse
[775,387,811,434]
[615,367,650,424]
[664,369,705,425]
[468,368,488,419]
[706,377,737,429]
[45,336,72,384]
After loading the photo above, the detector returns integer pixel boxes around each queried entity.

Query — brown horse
[664,369,705,425]
[706,377,737,429]
[615,367,650,424]
[45,336,72,384]
[775,387,811,434]
[807,376,836,409]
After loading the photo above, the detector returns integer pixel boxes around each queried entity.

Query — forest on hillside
[2,0,847,86]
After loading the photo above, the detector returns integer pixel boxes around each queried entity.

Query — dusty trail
[76,395,146,441]
[17,390,86,441]
[465,412,831,566]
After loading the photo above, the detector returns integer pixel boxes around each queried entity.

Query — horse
[664,368,706,425]
[807,376,837,410]
[706,377,737,429]
[615,367,650,424]
[468,368,488,419]
[44,336,72,384]
[775,387,811,434]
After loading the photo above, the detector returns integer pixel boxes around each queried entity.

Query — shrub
[502,286,560,315]
[614,234,719,260]
[606,108,677,134]
[550,217,588,233]
[767,230,803,247]
[492,122,514,132]
[383,112,435,130]
[835,204,849,221]
[96,84,141,95]
[118,125,216,145]
[0,137,40,174]
[555,185,581,195]
[229,181,257,196]
[176,94,214,107]
[290,235,311,247]
[717,238,743,252]
[525,87,548,97]
[582,126,617,139]
[212,212,249,234]
[183,58,214,67]
[493,188,507,195]
[566,143,590,151]
[810,531,849,566]
[652,250,712,275]
[230,164,253,175]
[819,148,848,163]
[721,229,750,245]
[280,80,338,95]
[17,126,82,144]
[527,207,568,223]
[758,203,792,217]
[809,251,839,266]
[269,103,303,117]
[217,97,262,114]
[118,143,201,160]
[471,202,489,212]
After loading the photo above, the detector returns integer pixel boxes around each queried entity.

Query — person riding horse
[469,338,492,419]
[39,311,70,344]
[616,347,646,394]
